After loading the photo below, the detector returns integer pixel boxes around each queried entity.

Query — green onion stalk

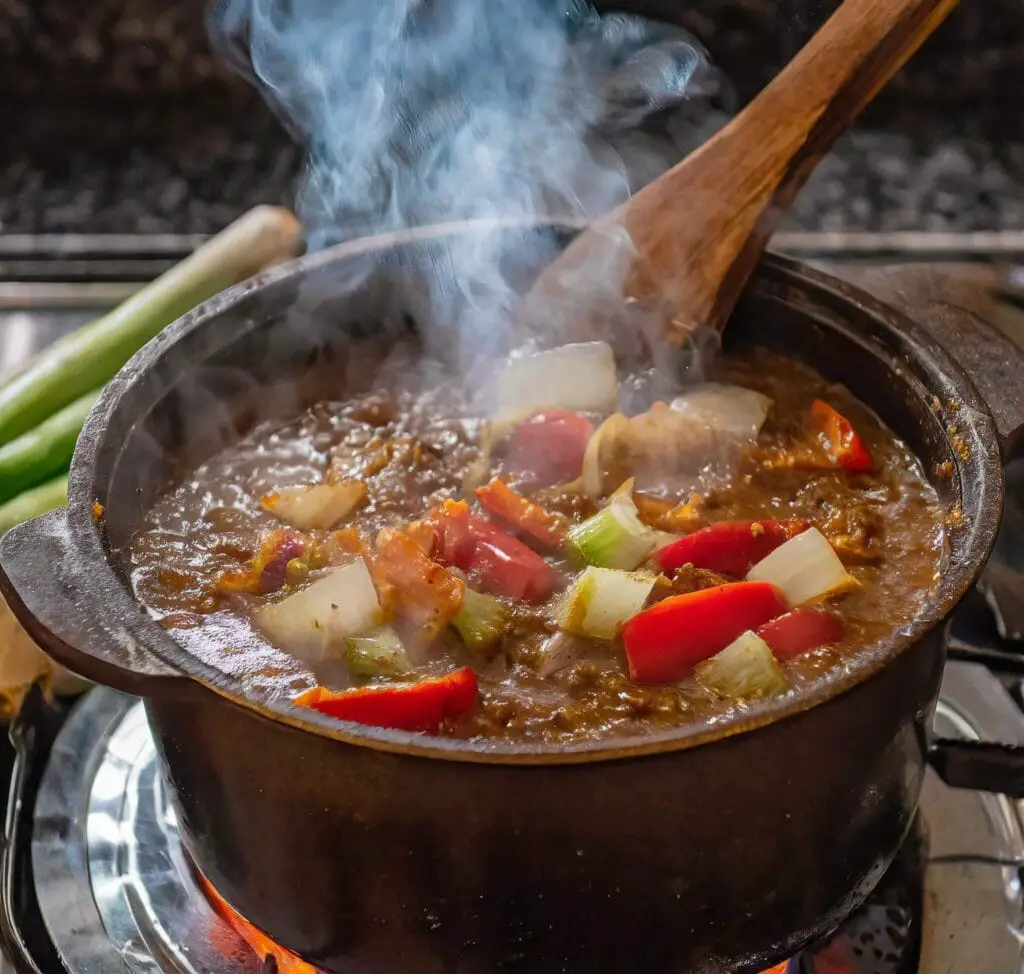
[0,206,302,447]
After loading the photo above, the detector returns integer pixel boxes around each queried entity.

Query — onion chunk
[255,558,380,663]
[261,481,366,531]
[495,342,618,424]
[747,527,856,606]
[670,383,772,441]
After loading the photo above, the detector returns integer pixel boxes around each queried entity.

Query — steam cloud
[209,0,728,374]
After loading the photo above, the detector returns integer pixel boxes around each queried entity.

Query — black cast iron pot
[3,221,1024,974]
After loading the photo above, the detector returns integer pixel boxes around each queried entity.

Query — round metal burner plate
[31,691,265,973]
[29,665,1024,974]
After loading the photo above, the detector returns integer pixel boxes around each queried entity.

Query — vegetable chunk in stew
[130,344,943,743]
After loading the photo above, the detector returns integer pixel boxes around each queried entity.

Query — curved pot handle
[929,739,1024,798]
[0,510,195,699]
[830,263,1024,453]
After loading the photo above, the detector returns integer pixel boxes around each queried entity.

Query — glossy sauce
[130,349,944,743]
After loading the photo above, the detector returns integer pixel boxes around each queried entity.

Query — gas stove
[1,656,1023,974]
[2,239,1024,974]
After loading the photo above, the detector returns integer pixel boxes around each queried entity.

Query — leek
[559,566,656,640]
[567,494,657,570]
[346,626,413,680]
[695,630,788,700]
[453,587,510,653]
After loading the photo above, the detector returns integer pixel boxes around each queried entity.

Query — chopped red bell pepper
[757,609,844,662]
[294,667,479,733]
[506,410,594,488]
[654,519,808,578]
[811,399,874,474]
[622,581,788,684]
[428,501,556,602]
[475,478,568,549]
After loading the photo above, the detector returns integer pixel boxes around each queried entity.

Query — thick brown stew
[131,345,943,743]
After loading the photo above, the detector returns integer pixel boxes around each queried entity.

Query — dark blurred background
[1,0,1022,236]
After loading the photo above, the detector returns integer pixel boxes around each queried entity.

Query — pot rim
[68,216,1003,764]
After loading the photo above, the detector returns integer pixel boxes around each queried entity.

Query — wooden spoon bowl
[526,0,959,342]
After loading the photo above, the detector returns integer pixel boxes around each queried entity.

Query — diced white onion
[670,383,772,441]
[261,481,365,531]
[747,527,856,606]
[255,558,380,664]
[535,631,590,677]
[695,630,788,699]
[558,566,656,640]
[580,412,629,498]
[495,342,619,424]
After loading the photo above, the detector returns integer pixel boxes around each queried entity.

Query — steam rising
[209,0,727,374]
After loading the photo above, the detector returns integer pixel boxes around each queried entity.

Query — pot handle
[831,263,1024,453]
[929,738,1024,798]
[0,509,195,699]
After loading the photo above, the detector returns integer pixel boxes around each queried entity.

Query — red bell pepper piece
[475,478,568,549]
[622,582,787,684]
[506,410,594,488]
[654,519,808,578]
[811,399,873,474]
[428,501,556,602]
[757,609,844,662]
[294,667,478,733]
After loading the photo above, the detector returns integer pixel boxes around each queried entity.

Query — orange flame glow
[200,872,321,974]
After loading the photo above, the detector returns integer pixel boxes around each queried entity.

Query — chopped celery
[566,495,657,570]
[453,587,510,654]
[345,626,413,680]
[559,566,656,640]
[695,631,788,700]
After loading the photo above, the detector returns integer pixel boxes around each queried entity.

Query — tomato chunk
[465,517,557,601]
[623,582,788,684]
[294,667,478,733]
[475,478,568,549]
[506,410,594,488]
[654,519,808,578]
[811,399,873,473]
[757,609,844,662]
[373,528,465,638]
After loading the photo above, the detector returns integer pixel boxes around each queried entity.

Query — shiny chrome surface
[24,662,1024,974]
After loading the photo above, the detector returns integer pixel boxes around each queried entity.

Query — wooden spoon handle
[544,0,958,340]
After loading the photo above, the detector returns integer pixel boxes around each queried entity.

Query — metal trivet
[2,662,1023,974]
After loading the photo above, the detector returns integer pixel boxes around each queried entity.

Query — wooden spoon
[525,0,959,342]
